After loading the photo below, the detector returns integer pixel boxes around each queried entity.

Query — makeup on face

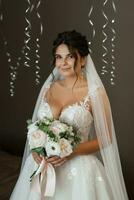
[54,44,83,78]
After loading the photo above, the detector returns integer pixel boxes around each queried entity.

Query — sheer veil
[21,54,128,200]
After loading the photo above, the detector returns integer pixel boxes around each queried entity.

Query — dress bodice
[37,83,93,142]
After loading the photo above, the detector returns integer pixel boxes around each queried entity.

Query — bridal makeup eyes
[54,53,75,62]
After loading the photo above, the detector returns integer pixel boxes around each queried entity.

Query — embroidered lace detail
[82,94,91,111]
[37,82,93,142]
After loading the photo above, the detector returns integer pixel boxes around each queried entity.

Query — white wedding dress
[10,83,114,200]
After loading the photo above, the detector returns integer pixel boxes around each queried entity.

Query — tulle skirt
[10,154,114,200]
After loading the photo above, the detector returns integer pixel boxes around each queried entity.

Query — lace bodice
[37,83,93,142]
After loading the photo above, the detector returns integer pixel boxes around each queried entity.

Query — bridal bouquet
[27,116,81,194]
[27,117,81,159]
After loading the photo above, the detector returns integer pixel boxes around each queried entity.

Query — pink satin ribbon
[30,159,56,198]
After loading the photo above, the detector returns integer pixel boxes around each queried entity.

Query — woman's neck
[61,75,87,89]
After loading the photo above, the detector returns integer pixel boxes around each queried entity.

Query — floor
[0,151,22,200]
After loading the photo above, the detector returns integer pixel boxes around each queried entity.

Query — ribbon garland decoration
[1,0,43,97]
[88,0,117,85]
[1,0,117,96]
[35,0,43,85]
[101,0,117,85]
[0,0,19,97]
[88,4,95,54]
[101,0,109,77]
[23,0,32,68]
[110,1,117,85]
[22,0,43,85]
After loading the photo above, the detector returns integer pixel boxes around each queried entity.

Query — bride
[10,30,129,200]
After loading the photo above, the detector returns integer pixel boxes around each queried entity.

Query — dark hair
[52,30,89,66]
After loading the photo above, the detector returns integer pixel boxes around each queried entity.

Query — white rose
[50,121,68,135]
[28,130,47,149]
[45,140,61,157]
[59,138,73,158]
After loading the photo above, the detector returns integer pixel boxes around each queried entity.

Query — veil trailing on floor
[21,54,128,200]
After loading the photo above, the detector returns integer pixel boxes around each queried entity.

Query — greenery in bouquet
[27,117,81,159]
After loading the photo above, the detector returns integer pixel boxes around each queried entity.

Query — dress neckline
[44,93,91,120]
[43,82,91,120]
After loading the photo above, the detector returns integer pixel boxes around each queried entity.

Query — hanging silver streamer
[23,0,43,83]
[35,38,41,85]
[1,0,43,96]
[23,0,32,67]
[7,52,20,97]
[101,0,117,85]
[88,0,117,86]
[101,0,109,76]
[34,0,43,85]
[0,0,19,97]
[88,4,95,53]
[110,1,117,85]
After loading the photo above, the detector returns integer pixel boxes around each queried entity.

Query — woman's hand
[32,152,76,167]
[32,152,43,165]
[46,155,68,167]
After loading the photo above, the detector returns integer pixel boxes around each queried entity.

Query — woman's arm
[46,139,100,167]
[68,139,100,159]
